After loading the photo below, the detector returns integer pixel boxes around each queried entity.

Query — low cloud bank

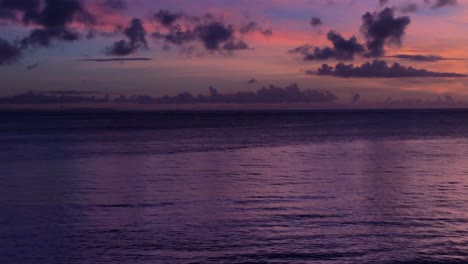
[0,84,338,105]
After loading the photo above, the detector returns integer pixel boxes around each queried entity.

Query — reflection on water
[2,111,468,263]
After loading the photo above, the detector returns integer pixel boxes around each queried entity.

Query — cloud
[429,0,458,8]
[289,31,365,60]
[0,38,22,65]
[154,9,183,28]
[105,18,147,56]
[151,10,270,53]
[361,8,411,57]
[78,57,152,62]
[21,27,81,47]
[222,40,249,51]
[195,22,235,50]
[388,54,464,62]
[310,17,323,26]
[239,21,272,36]
[117,83,338,104]
[0,91,109,104]
[248,78,257,84]
[315,60,468,78]
[0,84,338,105]
[0,0,95,48]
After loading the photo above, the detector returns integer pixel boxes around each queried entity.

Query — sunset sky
[0,0,467,106]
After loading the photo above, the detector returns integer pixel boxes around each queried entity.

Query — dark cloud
[315,60,468,78]
[0,0,40,22]
[152,30,196,46]
[0,84,338,105]
[116,83,338,104]
[222,40,249,51]
[239,21,273,36]
[99,0,126,11]
[105,18,147,56]
[78,57,152,62]
[0,91,109,104]
[21,27,81,46]
[289,31,365,60]
[361,8,411,57]
[248,79,257,84]
[310,17,323,26]
[430,0,458,8]
[152,10,267,52]
[0,0,95,48]
[154,9,183,28]
[0,38,22,65]
[389,54,464,62]
[195,22,234,50]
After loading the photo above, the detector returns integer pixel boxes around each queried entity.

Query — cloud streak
[0,84,338,105]
[315,60,468,78]
[78,57,151,62]
[388,54,465,62]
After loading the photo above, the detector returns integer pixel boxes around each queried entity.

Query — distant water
[2,110,468,263]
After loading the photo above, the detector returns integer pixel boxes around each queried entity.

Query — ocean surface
[2,110,468,264]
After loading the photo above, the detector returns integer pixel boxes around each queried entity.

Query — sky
[0,0,467,108]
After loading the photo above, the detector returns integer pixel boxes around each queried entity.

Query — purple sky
[0,0,467,108]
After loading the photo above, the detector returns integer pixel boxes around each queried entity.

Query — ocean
[1,110,468,263]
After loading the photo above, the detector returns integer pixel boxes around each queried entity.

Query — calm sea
[1,110,468,263]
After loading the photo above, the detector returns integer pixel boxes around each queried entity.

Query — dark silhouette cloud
[310,17,323,26]
[105,18,147,56]
[0,0,94,48]
[248,79,257,84]
[0,0,41,22]
[115,83,338,104]
[361,8,411,57]
[289,31,365,60]
[316,60,468,78]
[195,22,234,50]
[152,10,269,52]
[78,57,152,62]
[0,84,338,105]
[21,27,81,47]
[0,91,109,104]
[222,40,249,51]
[152,30,196,46]
[0,38,22,65]
[430,0,458,8]
[389,54,464,62]
[240,21,272,36]
[154,9,183,28]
